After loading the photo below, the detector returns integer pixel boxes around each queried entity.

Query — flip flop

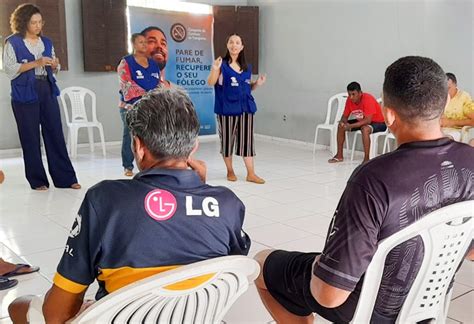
[3,264,40,278]
[328,157,344,163]
[0,276,18,290]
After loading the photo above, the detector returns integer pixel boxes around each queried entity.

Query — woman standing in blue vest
[117,33,161,177]
[208,34,266,184]
[3,4,80,190]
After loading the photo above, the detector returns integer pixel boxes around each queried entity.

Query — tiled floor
[0,139,472,323]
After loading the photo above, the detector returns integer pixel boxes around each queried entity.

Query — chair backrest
[352,200,473,324]
[60,87,97,124]
[71,256,260,324]
[323,92,348,125]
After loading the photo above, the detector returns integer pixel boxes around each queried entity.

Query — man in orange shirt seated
[9,89,251,323]
[328,82,386,163]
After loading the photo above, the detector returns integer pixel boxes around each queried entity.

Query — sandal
[227,173,237,182]
[246,175,265,184]
[70,183,81,189]
[0,276,18,290]
[2,264,40,278]
[328,157,344,163]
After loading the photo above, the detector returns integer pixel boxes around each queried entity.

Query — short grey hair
[126,88,200,160]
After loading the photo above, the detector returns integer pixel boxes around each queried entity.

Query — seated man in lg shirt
[256,56,473,323]
[329,81,387,163]
[9,89,250,323]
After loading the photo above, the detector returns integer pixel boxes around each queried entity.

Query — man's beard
[156,60,166,71]
[150,50,167,71]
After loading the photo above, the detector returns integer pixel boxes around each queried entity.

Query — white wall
[2,0,471,149]
[0,0,247,150]
[248,0,473,143]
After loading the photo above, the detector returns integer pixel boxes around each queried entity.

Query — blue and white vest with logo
[6,34,60,104]
[120,55,161,104]
[214,61,257,116]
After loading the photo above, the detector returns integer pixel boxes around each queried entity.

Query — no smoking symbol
[171,23,186,43]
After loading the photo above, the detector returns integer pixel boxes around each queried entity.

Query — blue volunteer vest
[6,34,60,103]
[120,55,161,104]
[214,61,257,116]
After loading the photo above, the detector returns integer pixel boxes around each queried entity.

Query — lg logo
[144,189,177,221]
[144,189,220,221]
[186,196,220,217]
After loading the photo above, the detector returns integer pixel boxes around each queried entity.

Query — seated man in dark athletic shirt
[255,56,474,324]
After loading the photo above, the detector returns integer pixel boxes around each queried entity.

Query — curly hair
[10,3,41,37]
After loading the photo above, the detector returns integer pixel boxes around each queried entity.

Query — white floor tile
[275,235,327,253]
[243,213,276,230]
[223,285,273,324]
[246,223,312,247]
[286,197,337,214]
[251,204,314,222]
[447,290,474,323]
[454,261,473,288]
[21,248,64,278]
[451,282,473,300]
[283,214,332,237]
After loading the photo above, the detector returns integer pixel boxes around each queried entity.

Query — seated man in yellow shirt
[441,72,474,141]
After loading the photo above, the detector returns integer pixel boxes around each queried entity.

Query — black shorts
[263,250,359,323]
[348,119,387,133]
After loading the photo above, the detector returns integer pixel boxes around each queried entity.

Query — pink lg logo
[144,189,177,221]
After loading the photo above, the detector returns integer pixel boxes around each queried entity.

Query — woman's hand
[255,74,266,86]
[36,56,54,67]
[51,57,60,70]
[212,57,223,71]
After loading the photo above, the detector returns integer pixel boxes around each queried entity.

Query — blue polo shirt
[54,168,250,299]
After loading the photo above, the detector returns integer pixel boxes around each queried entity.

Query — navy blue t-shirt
[54,168,250,299]
[314,138,474,320]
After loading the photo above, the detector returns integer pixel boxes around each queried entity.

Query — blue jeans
[120,108,134,170]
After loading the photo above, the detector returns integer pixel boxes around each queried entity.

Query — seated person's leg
[9,295,37,324]
[361,122,387,162]
[254,249,314,324]
[360,125,372,162]
[255,249,356,323]
[329,120,359,163]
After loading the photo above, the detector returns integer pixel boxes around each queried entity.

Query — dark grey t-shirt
[314,138,474,320]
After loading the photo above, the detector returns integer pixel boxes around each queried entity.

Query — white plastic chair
[351,200,474,323]
[70,256,260,324]
[350,98,387,161]
[313,93,349,155]
[382,131,396,153]
[60,87,106,158]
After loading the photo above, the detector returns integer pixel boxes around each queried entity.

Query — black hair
[383,56,447,123]
[141,26,167,40]
[223,34,248,72]
[130,33,144,44]
[446,72,457,84]
[347,82,362,92]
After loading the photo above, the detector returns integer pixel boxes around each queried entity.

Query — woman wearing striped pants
[208,34,266,184]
